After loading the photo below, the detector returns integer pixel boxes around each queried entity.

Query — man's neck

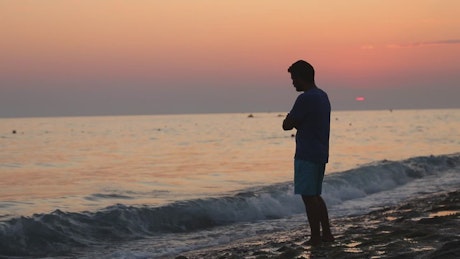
[303,83,317,92]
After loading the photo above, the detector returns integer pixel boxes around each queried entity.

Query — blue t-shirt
[289,87,330,163]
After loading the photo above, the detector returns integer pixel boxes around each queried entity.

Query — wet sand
[176,190,460,259]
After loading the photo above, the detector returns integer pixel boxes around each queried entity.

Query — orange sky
[1,1,459,117]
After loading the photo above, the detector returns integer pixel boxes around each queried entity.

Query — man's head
[288,60,315,91]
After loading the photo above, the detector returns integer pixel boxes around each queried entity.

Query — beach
[178,190,459,259]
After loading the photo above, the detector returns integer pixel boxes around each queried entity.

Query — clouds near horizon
[387,39,460,48]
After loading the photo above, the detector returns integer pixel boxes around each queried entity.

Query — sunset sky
[1,1,459,117]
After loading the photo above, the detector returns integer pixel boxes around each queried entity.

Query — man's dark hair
[288,60,315,83]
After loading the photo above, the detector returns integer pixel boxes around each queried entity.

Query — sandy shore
[175,190,459,259]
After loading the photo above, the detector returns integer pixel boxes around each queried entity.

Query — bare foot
[305,237,322,246]
[322,234,335,242]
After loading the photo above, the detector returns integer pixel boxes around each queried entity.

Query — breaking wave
[0,153,459,257]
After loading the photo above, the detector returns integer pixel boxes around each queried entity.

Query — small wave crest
[0,153,458,257]
[324,153,459,203]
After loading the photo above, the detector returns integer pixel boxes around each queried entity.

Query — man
[282,60,334,245]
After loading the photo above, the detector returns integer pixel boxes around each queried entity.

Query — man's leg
[318,196,334,242]
[302,195,322,245]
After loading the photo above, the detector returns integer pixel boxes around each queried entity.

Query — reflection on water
[0,109,459,218]
[428,210,458,218]
[343,241,363,253]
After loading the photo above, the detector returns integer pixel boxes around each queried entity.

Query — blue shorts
[294,159,326,196]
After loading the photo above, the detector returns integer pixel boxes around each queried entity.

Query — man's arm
[282,113,296,130]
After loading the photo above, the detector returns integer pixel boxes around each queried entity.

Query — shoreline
[175,190,460,259]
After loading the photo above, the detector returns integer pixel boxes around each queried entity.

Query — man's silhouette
[283,60,334,245]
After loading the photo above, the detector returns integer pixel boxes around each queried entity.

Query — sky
[1,0,459,118]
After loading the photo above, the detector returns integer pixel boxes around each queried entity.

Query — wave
[0,153,459,257]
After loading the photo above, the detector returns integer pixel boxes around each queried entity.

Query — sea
[0,109,459,258]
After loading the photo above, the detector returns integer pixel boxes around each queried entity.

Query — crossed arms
[282,113,297,131]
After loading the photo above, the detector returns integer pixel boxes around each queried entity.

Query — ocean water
[0,109,459,258]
